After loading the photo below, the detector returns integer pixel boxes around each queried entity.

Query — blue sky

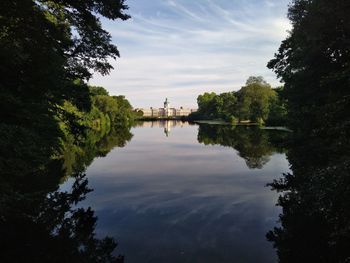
[90,0,291,108]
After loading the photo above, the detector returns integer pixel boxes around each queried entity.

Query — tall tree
[236,76,276,123]
[0,3,131,259]
[267,1,350,261]
[267,0,350,133]
[196,92,218,119]
[0,0,130,177]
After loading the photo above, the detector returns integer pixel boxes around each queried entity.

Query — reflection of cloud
[71,122,292,262]
[90,0,291,107]
[83,154,287,261]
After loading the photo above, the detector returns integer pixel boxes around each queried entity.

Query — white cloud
[90,0,291,108]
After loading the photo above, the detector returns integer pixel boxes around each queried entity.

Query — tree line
[60,85,139,142]
[0,0,131,262]
[189,76,287,125]
[0,0,132,179]
[59,85,137,178]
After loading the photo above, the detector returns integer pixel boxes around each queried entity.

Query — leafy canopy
[191,76,282,124]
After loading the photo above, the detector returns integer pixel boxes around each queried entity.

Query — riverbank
[137,118,292,132]
[193,120,256,126]
[194,120,292,131]
[261,126,292,132]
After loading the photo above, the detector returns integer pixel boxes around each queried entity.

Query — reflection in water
[0,125,133,262]
[1,172,123,263]
[78,121,290,263]
[267,129,350,262]
[161,120,189,137]
[135,120,188,137]
[164,121,171,137]
[198,124,288,169]
[62,126,133,179]
[2,119,297,262]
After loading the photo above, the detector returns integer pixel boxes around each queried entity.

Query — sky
[90,0,291,108]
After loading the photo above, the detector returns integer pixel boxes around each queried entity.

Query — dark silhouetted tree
[267,1,350,262]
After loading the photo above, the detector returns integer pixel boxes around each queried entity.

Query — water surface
[71,121,290,262]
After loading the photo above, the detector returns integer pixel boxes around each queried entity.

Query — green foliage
[196,92,218,119]
[225,115,238,124]
[193,92,238,121]
[90,86,110,96]
[267,0,350,133]
[0,1,131,261]
[266,87,288,126]
[112,95,135,126]
[0,84,135,262]
[266,1,350,262]
[191,76,285,125]
[236,77,276,123]
[57,88,135,168]
[0,0,130,177]
[93,95,119,121]
[58,87,137,176]
[61,125,133,179]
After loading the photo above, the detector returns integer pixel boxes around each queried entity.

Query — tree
[266,1,350,261]
[218,92,238,122]
[0,0,130,177]
[266,87,288,126]
[0,2,130,260]
[196,92,218,119]
[190,77,283,124]
[267,0,350,133]
[236,76,276,123]
[245,76,269,86]
[113,95,134,125]
[0,0,130,109]
[90,86,110,96]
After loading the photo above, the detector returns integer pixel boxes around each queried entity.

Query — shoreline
[137,118,292,131]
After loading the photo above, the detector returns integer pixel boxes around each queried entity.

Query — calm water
[64,121,290,263]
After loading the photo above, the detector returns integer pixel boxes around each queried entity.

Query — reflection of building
[162,119,185,136]
[137,98,197,118]
[160,120,185,137]
[135,120,188,137]
[164,120,171,137]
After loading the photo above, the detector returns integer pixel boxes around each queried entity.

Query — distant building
[136,98,197,118]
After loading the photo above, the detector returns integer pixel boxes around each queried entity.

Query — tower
[164,98,170,117]
[164,98,169,109]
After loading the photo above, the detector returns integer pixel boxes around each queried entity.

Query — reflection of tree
[0,172,124,263]
[267,131,350,262]
[197,125,287,169]
[0,124,133,262]
[62,125,133,178]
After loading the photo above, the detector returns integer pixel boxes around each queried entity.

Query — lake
[63,120,290,263]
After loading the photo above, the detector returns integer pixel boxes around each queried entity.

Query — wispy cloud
[90,0,291,108]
